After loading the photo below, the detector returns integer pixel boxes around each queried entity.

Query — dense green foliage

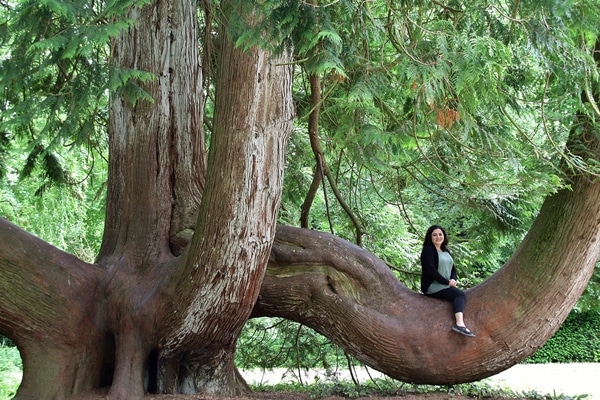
[236,318,349,377]
[526,311,600,364]
[0,0,125,261]
[0,135,105,261]
[0,0,152,174]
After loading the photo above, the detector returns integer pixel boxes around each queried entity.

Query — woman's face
[431,228,445,247]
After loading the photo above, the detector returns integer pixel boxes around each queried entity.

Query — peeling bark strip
[255,167,600,384]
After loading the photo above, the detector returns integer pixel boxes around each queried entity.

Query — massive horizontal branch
[0,218,111,397]
[253,171,600,385]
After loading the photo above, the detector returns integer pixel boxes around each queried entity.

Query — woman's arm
[450,265,458,281]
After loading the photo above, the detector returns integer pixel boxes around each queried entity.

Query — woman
[420,225,475,337]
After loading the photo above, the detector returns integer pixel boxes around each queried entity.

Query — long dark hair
[423,225,449,251]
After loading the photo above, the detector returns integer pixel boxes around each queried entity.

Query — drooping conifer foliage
[2,0,600,265]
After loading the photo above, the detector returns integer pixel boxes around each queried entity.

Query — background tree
[1,0,600,399]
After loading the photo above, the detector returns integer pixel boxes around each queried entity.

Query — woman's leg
[427,287,465,312]
[426,288,470,328]
[455,312,465,326]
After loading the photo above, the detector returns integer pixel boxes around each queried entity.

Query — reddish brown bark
[153,10,294,394]
[96,0,294,398]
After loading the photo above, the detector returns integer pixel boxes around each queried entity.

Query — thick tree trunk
[95,1,207,398]
[155,9,294,393]
[254,150,600,385]
[99,0,293,398]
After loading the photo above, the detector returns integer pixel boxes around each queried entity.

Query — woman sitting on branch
[420,225,475,337]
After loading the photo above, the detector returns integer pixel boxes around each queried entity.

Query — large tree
[2,0,292,398]
[1,1,600,399]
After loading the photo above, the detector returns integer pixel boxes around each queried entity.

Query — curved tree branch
[254,149,600,384]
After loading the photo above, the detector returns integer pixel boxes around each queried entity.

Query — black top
[420,244,458,293]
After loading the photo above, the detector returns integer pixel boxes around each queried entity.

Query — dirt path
[488,363,600,399]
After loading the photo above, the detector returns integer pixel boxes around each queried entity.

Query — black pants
[426,287,466,314]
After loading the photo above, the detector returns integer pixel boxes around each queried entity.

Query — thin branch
[300,169,322,229]
[584,75,600,119]
[302,73,364,244]
[319,153,335,235]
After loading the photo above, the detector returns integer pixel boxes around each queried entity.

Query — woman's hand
[448,279,457,287]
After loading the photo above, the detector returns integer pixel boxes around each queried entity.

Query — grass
[251,378,587,399]
[0,345,21,400]
[252,378,515,398]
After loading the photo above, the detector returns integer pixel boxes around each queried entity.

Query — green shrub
[526,311,600,363]
[0,344,22,400]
